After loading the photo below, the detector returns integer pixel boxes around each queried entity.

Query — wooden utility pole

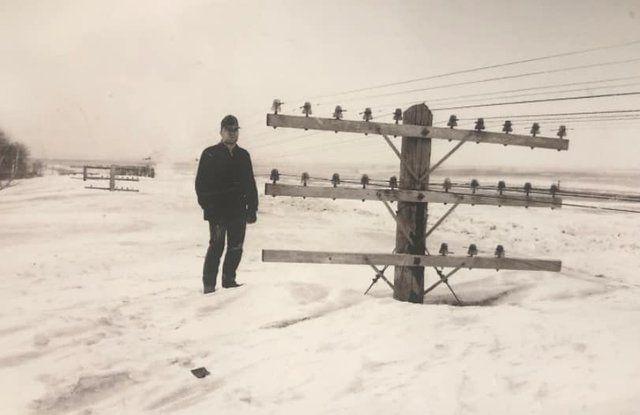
[394,104,432,303]
[262,100,569,304]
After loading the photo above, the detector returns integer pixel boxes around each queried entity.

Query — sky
[1,0,640,171]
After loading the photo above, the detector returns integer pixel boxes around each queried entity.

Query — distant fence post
[109,165,115,191]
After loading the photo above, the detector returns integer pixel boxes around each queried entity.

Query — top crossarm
[266,114,569,151]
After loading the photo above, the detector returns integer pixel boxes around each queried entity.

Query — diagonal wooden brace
[425,203,459,239]
[364,264,395,295]
[424,138,470,178]
[423,264,465,295]
[382,134,420,182]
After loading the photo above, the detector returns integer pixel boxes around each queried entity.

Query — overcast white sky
[1,0,640,170]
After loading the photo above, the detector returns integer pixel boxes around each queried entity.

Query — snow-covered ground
[1,165,639,414]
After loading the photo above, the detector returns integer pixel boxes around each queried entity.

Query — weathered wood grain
[262,250,562,272]
[266,114,569,151]
[265,183,563,208]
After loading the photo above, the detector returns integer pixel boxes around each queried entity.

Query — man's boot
[221,274,243,288]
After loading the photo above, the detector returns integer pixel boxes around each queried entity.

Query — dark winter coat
[195,142,258,222]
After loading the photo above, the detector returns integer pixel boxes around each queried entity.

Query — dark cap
[221,115,240,130]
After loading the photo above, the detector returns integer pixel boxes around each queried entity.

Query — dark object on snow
[203,285,215,294]
[191,367,210,379]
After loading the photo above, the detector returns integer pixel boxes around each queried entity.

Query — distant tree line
[0,129,42,188]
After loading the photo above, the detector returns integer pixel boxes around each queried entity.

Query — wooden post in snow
[394,104,432,303]
[109,165,116,191]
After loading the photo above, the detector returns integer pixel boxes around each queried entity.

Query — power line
[257,172,640,213]
[431,91,640,111]
[403,187,640,214]
[436,109,640,122]
[482,116,640,128]
[369,82,640,119]
[412,81,640,109]
[319,57,640,105]
[367,77,640,117]
[480,113,640,125]
[289,39,640,102]
[250,131,324,151]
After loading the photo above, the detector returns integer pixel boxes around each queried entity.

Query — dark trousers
[203,218,246,288]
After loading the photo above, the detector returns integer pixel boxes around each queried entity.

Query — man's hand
[246,210,257,224]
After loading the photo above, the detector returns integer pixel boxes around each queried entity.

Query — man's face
[220,126,239,145]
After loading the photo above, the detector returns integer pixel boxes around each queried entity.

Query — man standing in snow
[195,115,258,294]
